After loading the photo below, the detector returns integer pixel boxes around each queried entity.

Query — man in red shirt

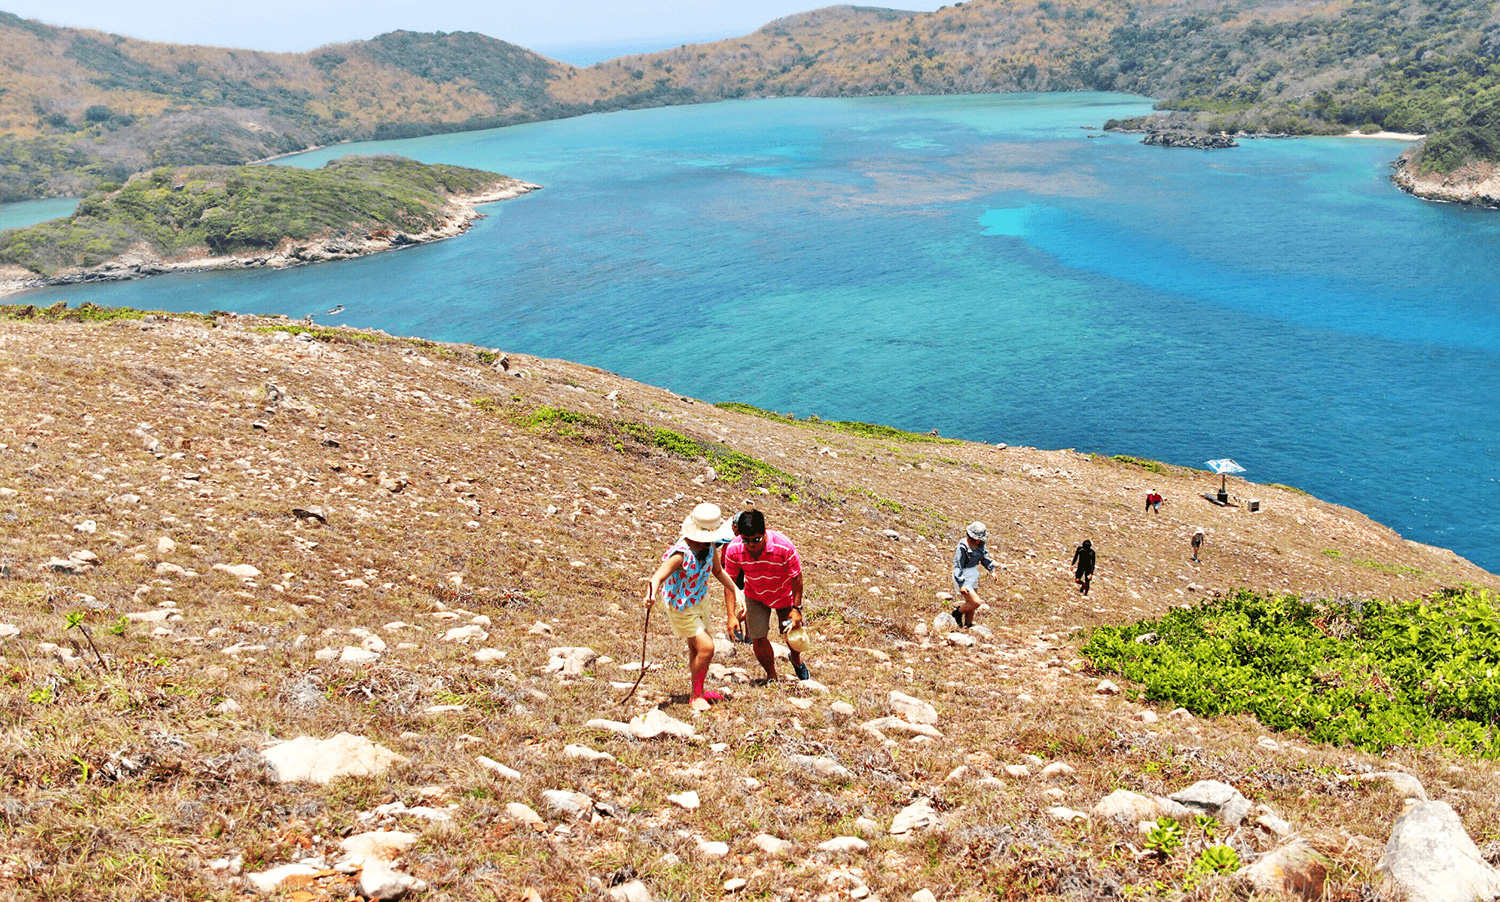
[724,509,810,682]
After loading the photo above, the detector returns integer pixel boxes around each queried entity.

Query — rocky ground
[2,309,1498,902]
[1392,155,1500,207]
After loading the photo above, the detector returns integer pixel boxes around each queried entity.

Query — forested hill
[5,0,1500,201]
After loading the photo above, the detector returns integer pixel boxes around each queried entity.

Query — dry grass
[0,311,1496,901]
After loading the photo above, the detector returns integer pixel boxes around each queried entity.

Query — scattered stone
[829,701,855,723]
[696,837,729,857]
[528,621,554,635]
[854,816,881,836]
[157,536,176,554]
[1378,800,1500,902]
[1344,771,1428,801]
[818,836,869,854]
[546,646,598,675]
[505,802,544,827]
[213,563,262,579]
[861,716,943,740]
[1040,762,1076,780]
[441,625,487,643]
[261,733,407,784]
[245,863,321,893]
[1047,806,1089,823]
[338,830,426,901]
[610,880,655,902]
[724,877,748,892]
[478,757,521,779]
[1167,708,1193,721]
[945,632,976,648]
[1096,680,1121,695]
[542,789,594,819]
[339,646,379,665]
[1137,710,1160,724]
[1239,839,1331,901]
[787,754,852,780]
[931,612,957,635]
[473,648,507,663]
[1091,790,1188,823]
[667,790,701,810]
[1003,764,1031,778]
[1169,780,1251,827]
[890,799,940,837]
[564,744,616,763]
[888,691,938,724]
[629,708,696,739]
[753,834,791,856]
[912,891,938,902]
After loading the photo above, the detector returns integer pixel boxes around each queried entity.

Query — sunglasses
[741,534,766,544]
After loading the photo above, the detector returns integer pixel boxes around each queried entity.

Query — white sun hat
[681,503,732,542]
[966,521,988,541]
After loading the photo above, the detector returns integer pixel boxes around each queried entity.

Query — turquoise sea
[10,92,1500,570]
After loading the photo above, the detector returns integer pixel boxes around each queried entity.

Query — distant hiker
[1191,527,1206,563]
[951,521,998,628]
[1146,491,1163,513]
[724,510,810,682]
[1072,539,1096,595]
[642,503,739,712]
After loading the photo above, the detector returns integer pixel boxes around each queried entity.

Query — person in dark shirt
[1071,539,1096,596]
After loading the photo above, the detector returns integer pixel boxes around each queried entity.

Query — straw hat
[966,521,988,541]
[681,503,732,543]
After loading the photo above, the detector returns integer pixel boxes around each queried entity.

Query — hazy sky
[1,1,953,61]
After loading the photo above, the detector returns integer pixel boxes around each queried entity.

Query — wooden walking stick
[620,596,653,706]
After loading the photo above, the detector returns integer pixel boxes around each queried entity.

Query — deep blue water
[17,93,1500,570]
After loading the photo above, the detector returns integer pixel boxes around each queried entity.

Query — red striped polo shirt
[724,530,801,608]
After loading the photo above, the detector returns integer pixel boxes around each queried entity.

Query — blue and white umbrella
[1206,458,1246,492]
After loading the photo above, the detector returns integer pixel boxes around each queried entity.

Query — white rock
[1345,771,1428,801]
[564,744,617,763]
[1004,765,1031,778]
[260,733,407,784]
[217,698,243,714]
[855,816,881,836]
[818,836,869,853]
[945,632,976,648]
[245,863,321,893]
[696,837,730,857]
[528,621,554,635]
[1095,680,1121,695]
[931,612,957,635]
[724,878,748,892]
[478,757,522,779]
[628,708,696,739]
[1239,839,1332,899]
[214,563,262,579]
[442,625,488,643]
[1169,780,1251,826]
[861,716,943,740]
[338,830,425,901]
[1378,800,1500,902]
[1167,707,1193,721]
[1091,790,1188,823]
[474,648,508,663]
[546,646,598,675]
[542,789,594,819]
[422,704,467,714]
[1047,806,1089,823]
[1040,762,1076,779]
[73,520,97,534]
[157,536,177,554]
[667,790,701,810]
[752,834,791,856]
[1137,710,1160,724]
[339,646,379,665]
[888,691,939,724]
[787,754,852,780]
[125,610,174,623]
[912,891,938,902]
[505,802,543,826]
[890,799,940,837]
[0,624,17,640]
[610,880,655,902]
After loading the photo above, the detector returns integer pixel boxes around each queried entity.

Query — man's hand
[788,607,805,629]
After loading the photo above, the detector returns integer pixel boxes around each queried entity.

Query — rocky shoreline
[0,179,540,300]
[1391,154,1500,208]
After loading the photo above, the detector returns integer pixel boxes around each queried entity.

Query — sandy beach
[1343,130,1425,141]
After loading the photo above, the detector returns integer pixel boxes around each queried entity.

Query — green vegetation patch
[490,402,799,498]
[0,301,207,323]
[1110,454,1170,475]
[1322,549,1424,577]
[714,402,960,444]
[0,155,509,275]
[1083,589,1500,756]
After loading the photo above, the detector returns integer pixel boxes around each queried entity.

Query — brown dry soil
[1,309,1496,901]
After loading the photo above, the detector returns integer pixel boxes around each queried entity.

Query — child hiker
[951,521,998,628]
[643,503,739,712]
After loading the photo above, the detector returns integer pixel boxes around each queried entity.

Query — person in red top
[724,509,810,682]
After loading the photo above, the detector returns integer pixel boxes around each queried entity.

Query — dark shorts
[745,596,797,640]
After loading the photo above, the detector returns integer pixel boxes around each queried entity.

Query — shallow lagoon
[20,93,1500,570]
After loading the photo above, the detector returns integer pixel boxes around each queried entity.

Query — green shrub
[1083,588,1500,756]
[1111,454,1168,474]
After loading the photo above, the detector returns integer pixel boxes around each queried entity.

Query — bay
[0,196,78,232]
[20,92,1500,570]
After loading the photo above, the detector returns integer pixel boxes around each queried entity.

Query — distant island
[0,156,537,297]
[3,0,1500,207]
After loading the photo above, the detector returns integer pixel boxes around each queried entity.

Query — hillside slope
[1,307,1496,899]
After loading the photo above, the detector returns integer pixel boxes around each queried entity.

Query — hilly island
[0,156,536,294]
[3,307,1500,900]
[6,0,1500,206]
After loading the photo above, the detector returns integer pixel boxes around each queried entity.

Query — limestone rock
[890,798,940,837]
[610,880,655,902]
[245,863,321,893]
[261,733,407,784]
[667,790,701,810]
[339,830,425,901]
[1238,839,1331,901]
[339,646,379,665]
[862,716,943,740]
[628,707,696,739]
[542,789,594,819]
[214,563,262,579]
[1096,679,1121,695]
[1378,800,1500,902]
[477,757,522,779]
[787,754,852,780]
[1345,771,1428,801]
[888,690,938,724]
[546,646,598,675]
[818,836,869,853]
[441,625,487,643]
[1169,780,1251,827]
[505,802,544,826]
[564,744,616,763]
[1091,790,1189,823]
